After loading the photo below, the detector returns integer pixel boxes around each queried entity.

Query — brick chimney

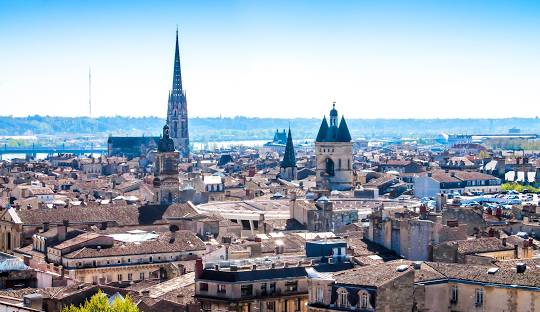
[57,220,68,242]
[195,258,203,279]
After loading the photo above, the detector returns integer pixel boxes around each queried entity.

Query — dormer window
[337,288,349,308]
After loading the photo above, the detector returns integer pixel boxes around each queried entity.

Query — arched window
[338,159,342,169]
[359,291,369,309]
[337,288,348,308]
[326,158,335,176]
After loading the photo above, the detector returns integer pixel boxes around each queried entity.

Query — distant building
[264,129,288,152]
[414,170,501,198]
[107,136,158,159]
[315,103,353,190]
[280,128,297,181]
[108,29,189,158]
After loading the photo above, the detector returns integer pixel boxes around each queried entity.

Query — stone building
[154,125,180,205]
[315,103,353,191]
[367,206,467,261]
[307,262,414,312]
[290,197,358,232]
[195,258,309,312]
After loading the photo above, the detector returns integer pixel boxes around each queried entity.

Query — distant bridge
[0,144,107,158]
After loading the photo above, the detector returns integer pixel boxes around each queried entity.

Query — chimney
[42,222,50,232]
[57,220,68,242]
[516,263,526,273]
[195,258,203,279]
[502,237,507,246]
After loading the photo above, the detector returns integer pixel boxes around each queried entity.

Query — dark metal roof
[199,266,308,283]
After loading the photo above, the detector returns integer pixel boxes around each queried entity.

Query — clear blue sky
[0,0,539,118]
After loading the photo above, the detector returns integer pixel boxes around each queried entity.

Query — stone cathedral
[166,29,190,157]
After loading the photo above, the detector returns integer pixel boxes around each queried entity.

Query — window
[316,287,324,303]
[450,286,458,303]
[217,284,226,294]
[475,288,483,306]
[202,302,212,312]
[117,274,123,282]
[294,298,300,311]
[261,283,267,295]
[140,272,145,280]
[285,281,298,292]
[269,282,276,294]
[127,273,132,281]
[266,301,275,312]
[241,284,253,297]
[199,282,208,292]
[337,288,348,308]
[360,292,369,308]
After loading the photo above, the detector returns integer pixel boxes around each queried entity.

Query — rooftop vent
[413,262,422,270]
[396,264,408,272]
[487,267,499,274]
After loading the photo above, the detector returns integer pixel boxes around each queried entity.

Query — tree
[62,290,139,312]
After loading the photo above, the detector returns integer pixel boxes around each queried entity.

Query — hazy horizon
[1,0,539,119]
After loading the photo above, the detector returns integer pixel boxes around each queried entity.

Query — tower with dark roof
[315,102,353,190]
[280,128,297,181]
[166,28,190,158]
[155,124,180,205]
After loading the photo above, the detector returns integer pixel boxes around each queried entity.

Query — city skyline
[1,0,539,119]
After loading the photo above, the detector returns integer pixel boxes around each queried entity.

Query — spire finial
[332,101,336,108]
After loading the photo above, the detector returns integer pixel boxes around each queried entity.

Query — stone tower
[315,102,353,190]
[154,125,180,205]
[166,28,189,157]
[280,128,297,181]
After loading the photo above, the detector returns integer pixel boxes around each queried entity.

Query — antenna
[89,67,92,118]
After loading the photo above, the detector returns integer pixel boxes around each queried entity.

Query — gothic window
[339,159,342,169]
[325,158,335,176]
[348,159,350,170]
[337,288,348,308]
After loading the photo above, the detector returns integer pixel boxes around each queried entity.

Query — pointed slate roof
[337,116,352,142]
[316,117,329,142]
[281,128,296,168]
[171,28,183,99]
[315,105,352,143]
